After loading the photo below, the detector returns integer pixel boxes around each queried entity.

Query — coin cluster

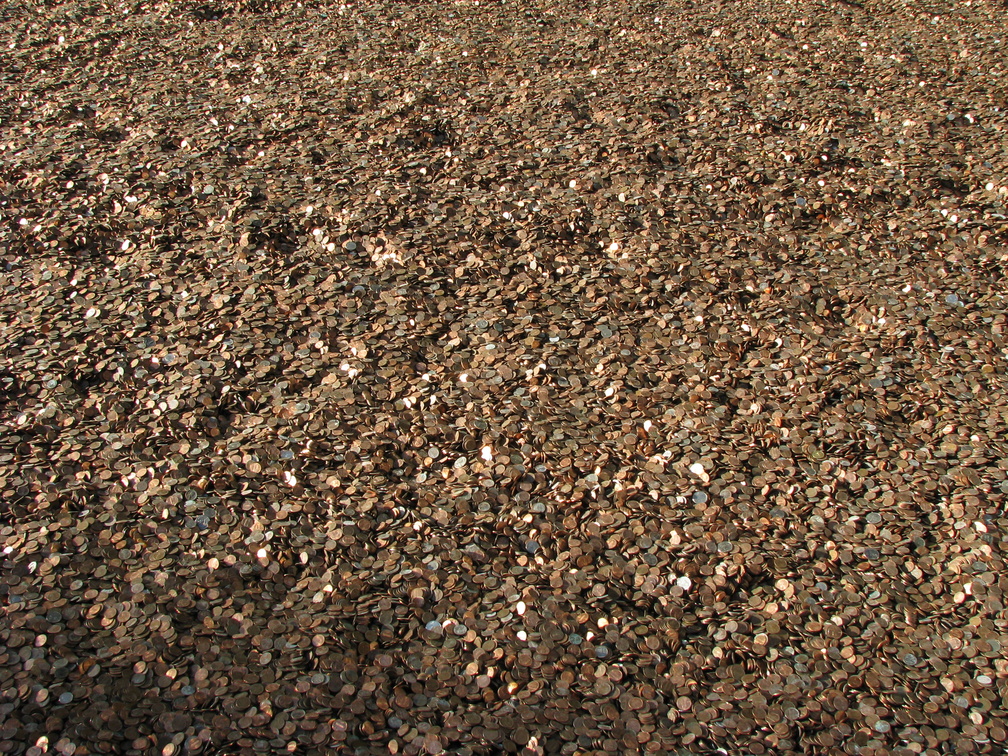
[2,0,1008,754]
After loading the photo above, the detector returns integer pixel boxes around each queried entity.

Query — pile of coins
[2,0,1008,753]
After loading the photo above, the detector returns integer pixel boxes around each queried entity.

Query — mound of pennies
[2,0,1008,753]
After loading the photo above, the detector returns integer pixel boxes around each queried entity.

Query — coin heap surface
[2,0,1008,754]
